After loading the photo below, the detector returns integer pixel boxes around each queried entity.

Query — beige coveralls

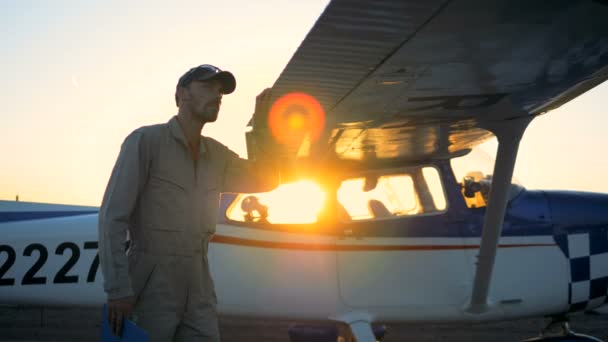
[99,116,277,341]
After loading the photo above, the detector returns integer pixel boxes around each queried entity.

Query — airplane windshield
[451,145,524,209]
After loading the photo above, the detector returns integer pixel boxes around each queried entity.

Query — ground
[0,305,607,341]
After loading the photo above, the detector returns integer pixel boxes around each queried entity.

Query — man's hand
[253,88,273,128]
[251,88,279,157]
[107,296,135,336]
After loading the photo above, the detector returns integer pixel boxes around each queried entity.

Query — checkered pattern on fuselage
[564,229,608,312]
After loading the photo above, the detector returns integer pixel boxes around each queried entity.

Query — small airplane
[2,1,608,341]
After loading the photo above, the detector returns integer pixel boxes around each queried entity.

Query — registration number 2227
[0,241,99,286]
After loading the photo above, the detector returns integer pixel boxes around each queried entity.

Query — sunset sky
[1,0,607,206]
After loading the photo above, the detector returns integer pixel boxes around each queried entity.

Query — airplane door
[334,168,473,311]
[335,221,473,310]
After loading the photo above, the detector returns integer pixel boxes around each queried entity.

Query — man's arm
[221,149,281,193]
[98,130,149,335]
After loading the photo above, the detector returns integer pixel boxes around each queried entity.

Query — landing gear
[522,316,604,342]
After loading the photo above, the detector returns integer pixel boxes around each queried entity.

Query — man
[98,64,279,341]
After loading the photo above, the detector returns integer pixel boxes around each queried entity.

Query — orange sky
[1,1,607,206]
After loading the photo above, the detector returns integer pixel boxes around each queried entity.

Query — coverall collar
[168,116,208,157]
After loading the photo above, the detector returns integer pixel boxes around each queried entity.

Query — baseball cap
[175,64,236,104]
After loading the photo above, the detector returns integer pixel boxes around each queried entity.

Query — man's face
[182,79,223,122]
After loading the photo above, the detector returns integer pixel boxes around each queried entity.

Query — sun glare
[337,178,371,219]
[228,180,326,224]
[288,112,306,130]
[268,92,325,145]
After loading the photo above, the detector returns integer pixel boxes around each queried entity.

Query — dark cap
[175,64,236,105]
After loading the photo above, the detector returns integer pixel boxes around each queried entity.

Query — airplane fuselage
[2,160,607,324]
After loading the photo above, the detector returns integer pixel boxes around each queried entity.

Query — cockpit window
[226,181,325,224]
[226,167,447,224]
[337,166,446,221]
[337,175,416,220]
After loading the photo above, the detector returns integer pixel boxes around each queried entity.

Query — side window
[337,167,446,221]
[226,181,325,224]
[225,168,449,224]
[337,175,417,220]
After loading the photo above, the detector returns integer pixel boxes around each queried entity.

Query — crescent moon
[71,76,80,89]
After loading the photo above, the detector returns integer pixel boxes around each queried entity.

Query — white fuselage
[0,213,572,323]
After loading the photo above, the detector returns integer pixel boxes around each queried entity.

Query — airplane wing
[244,0,608,317]
[248,0,608,170]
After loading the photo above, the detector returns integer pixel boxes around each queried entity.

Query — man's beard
[195,102,220,123]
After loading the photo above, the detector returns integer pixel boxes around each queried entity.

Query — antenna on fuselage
[15,195,19,202]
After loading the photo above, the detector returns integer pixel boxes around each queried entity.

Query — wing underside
[250,0,608,168]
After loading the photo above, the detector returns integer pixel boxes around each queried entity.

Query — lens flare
[268,92,325,145]
[226,180,326,224]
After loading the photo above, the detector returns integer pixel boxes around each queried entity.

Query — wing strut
[467,115,532,313]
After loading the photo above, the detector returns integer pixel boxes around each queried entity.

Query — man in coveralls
[98,64,279,341]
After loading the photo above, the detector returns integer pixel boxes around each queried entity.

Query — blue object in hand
[101,304,149,342]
